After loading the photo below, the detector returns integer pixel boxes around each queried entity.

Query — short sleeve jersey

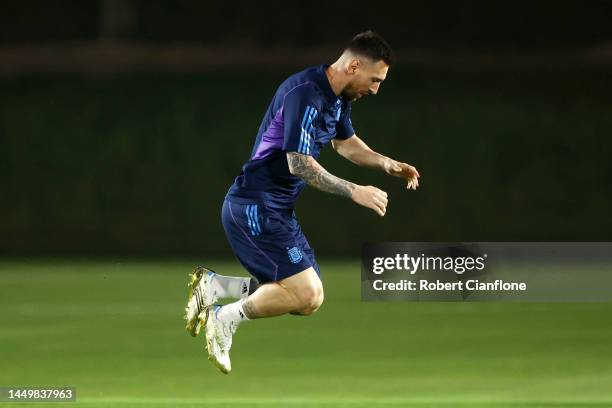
[227,65,355,209]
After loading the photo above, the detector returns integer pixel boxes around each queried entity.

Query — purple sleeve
[282,85,319,156]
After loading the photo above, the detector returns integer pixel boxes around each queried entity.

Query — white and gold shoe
[204,305,236,374]
[184,266,218,337]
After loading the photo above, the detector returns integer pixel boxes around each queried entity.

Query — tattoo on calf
[287,152,355,198]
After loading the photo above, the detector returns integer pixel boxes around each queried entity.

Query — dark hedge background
[2,65,611,256]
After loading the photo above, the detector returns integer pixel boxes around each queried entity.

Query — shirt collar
[317,64,343,103]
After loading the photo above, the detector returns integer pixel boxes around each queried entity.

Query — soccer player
[184,31,420,373]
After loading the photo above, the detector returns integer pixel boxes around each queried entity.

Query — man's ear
[346,58,360,75]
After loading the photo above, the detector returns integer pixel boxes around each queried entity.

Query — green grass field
[1,259,612,407]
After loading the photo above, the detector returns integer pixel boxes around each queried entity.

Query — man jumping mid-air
[184,31,420,373]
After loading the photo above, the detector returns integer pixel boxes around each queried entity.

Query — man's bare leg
[242,267,324,318]
[213,267,324,327]
[205,267,324,373]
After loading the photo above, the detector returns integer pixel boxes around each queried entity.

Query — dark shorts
[221,196,320,284]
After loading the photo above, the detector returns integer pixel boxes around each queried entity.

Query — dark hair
[345,30,395,66]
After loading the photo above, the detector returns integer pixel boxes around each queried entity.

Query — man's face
[342,58,389,102]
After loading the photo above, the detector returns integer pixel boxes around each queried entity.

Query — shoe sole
[185,266,208,337]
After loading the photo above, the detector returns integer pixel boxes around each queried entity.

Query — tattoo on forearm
[242,298,257,319]
[287,152,355,198]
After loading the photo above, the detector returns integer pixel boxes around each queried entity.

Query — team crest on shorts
[287,246,303,264]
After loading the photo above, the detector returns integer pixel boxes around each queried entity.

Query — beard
[341,88,362,102]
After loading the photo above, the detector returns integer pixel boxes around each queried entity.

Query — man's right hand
[351,185,388,216]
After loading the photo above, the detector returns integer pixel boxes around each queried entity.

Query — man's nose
[369,83,380,95]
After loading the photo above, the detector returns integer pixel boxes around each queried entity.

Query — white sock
[217,299,250,327]
[211,274,251,299]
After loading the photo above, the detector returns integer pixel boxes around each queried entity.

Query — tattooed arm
[286,152,389,216]
[286,152,356,198]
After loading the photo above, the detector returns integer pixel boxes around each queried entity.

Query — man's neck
[325,63,346,97]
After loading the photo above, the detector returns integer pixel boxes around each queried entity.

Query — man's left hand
[384,159,420,190]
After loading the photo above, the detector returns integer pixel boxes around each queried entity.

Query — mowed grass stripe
[70,397,612,408]
[1,260,612,406]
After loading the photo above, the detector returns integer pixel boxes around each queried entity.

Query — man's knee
[295,283,324,315]
[280,267,324,316]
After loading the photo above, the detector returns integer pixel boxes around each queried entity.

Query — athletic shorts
[221,196,320,284]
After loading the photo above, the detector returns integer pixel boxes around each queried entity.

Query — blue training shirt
[227,64,355,209]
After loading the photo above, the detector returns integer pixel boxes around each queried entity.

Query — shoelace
[198,278,219,308]
[195,282,217,313]
[218,319,237,352]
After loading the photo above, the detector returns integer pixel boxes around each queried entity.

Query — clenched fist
[351,185,388,216]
